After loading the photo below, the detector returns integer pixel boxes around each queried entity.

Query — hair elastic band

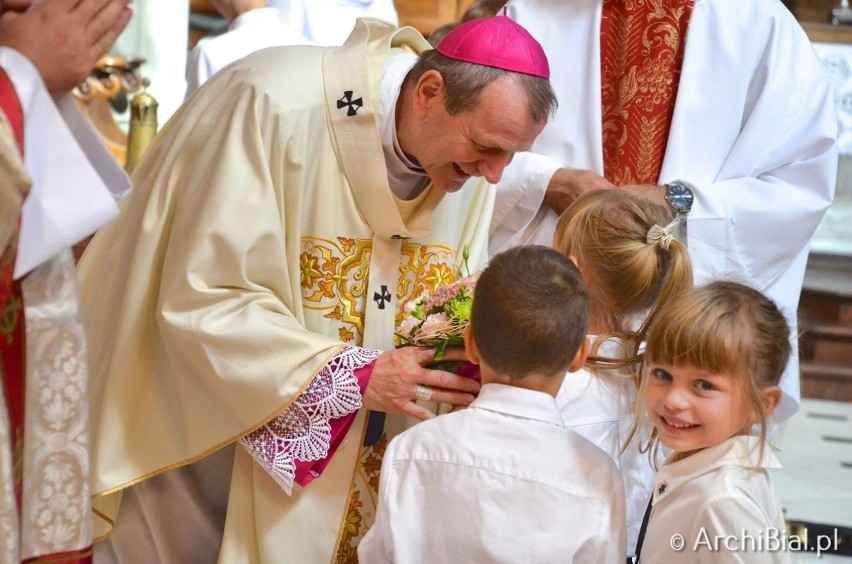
[646,217,681,250]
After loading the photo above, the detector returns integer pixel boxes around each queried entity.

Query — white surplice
[187,1,400,97]
[270,0,398,46]
[185,7,311,97]
[0,48,128,280]
[492,0,838,422]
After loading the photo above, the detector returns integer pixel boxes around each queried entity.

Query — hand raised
[0,0,132,99]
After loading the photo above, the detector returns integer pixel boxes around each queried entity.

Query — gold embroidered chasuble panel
[299,235,473,561]
[301,237,461,346]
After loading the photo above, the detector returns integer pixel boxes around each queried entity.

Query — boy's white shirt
[359,383,627,563]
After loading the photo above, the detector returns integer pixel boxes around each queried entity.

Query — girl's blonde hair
[553,189,693,384]
[642,281,791,461]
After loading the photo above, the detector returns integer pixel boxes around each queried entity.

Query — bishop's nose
[477,153,514,184]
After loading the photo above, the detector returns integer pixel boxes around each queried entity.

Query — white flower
[398,315,421,338]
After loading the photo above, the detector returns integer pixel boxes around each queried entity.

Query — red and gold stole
[600,0,694,185]
[0,65,27,518]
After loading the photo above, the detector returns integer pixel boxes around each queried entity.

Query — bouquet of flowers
[396,249,478,362]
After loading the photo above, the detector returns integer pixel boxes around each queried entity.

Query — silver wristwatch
[664,182,694,219]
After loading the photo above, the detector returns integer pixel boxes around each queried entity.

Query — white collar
[378,52,428,200]
[651,435,782,506]
[471,383,565,428]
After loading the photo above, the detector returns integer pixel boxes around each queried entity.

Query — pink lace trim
[239,346,380,494]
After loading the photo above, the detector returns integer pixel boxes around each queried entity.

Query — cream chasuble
[78,19,493,563]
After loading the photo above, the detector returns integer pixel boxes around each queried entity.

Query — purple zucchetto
[435,13,550,79]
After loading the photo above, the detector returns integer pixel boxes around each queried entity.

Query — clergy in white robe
[78,17,554,563]
[185,5,311,97]
[491,0,837,422]
[186,0,399,97]
[269,0,399,46]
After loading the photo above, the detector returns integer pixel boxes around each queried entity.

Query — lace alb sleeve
[239,346,380,494]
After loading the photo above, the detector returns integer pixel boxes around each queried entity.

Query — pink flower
[398,316,421,339]
[418,312,451,340]
[425,281,462,310]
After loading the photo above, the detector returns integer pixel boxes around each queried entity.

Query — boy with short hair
[358,245,627,563]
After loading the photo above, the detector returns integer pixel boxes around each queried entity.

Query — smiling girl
[636,281,791,563]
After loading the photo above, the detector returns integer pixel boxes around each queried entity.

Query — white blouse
[557,337,658,559]
[641,436,789,563]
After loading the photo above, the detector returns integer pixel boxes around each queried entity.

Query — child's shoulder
[691,472,785,538]
[655,437,782,517]
[699,462,777,506]
[556,430,626,500]
[556,427,622,476]
[385,407,474,453]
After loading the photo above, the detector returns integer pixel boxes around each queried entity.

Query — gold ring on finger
[415,384,434,402]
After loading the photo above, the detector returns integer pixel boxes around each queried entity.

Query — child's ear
[464,325,480,365]
[758,385,782,420]
[567,338,589,373]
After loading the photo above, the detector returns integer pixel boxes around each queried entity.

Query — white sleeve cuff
[490,152,562,256]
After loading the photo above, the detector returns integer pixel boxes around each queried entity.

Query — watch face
[666,183,693,210]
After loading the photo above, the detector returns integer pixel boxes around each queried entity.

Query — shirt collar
[471,383,565,428]
[651,435,782,505]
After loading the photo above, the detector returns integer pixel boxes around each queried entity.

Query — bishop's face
[408,73,545,193]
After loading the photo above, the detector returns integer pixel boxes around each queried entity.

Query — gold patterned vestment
[77,19,494,563]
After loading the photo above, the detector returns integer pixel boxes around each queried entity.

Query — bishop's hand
[363,346,480,421]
